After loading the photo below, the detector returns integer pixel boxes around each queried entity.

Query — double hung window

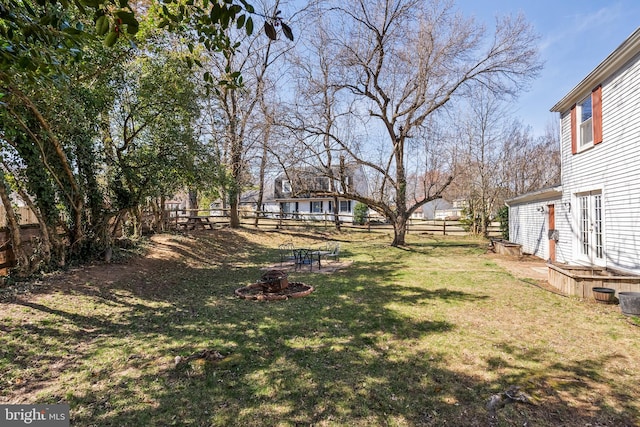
[570,85,602,154]
[281,202,293,213]
[578,96,593,148]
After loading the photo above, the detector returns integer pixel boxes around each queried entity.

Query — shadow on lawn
[2,230,638,426]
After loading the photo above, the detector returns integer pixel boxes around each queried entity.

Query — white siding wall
[557,52,640,273]
[279,198,355,222]
[554,113,575,265]
[509,199,560,260]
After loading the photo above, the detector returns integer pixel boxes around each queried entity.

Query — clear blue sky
[456,0,640,137]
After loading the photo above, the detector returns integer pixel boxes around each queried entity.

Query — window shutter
[592,85,603,145]
[570,105,577,155]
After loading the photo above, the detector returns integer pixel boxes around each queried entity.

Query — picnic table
[180,216,214,230]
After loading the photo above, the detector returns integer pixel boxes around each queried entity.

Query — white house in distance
[273,166,366,222]
[507,27,640,274]
[410,198,465,220]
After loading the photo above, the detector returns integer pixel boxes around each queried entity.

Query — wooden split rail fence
[0,207,501,275]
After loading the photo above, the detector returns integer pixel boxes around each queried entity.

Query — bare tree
[454,88,511,236]
[199,0,293,228]
[498,119,561,198]
[297,0,542,246]
[251,73,290,227]
[253,98,274,227]
[280,10,360,231]
[448,104,561,236]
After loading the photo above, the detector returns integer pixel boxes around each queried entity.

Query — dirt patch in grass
[1,229,304,301]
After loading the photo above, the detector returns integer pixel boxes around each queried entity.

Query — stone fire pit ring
[235,282,314,301]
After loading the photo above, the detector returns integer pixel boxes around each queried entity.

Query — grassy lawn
[1,229,639,426]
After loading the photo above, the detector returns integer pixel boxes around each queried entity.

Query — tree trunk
[0,178,31,276]
[254,141,268,228]
[391,215,408,247]
[10,179,52,266]
[149,198,161,233]
[254,195,263,228]
[8,89,85,250]
[112,210,125,240]
[481,208,489,238]
[332,195,341,231]
[392,132,408,246]
[229,197,240,228]
[188,189,199,213]
[229,142,242,229]
[134,206,143,238]
[160,195,167,232]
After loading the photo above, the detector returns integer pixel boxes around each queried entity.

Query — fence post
[443,221,446,236]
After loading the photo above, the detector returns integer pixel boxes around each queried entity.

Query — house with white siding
[507,27,640,274]
[505,186,562,261]
[410,198,460,220]
[274,166,367,222]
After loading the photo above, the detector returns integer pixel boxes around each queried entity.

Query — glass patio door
[577,191,604,265]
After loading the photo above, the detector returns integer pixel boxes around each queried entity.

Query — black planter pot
[619,292,640,316]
